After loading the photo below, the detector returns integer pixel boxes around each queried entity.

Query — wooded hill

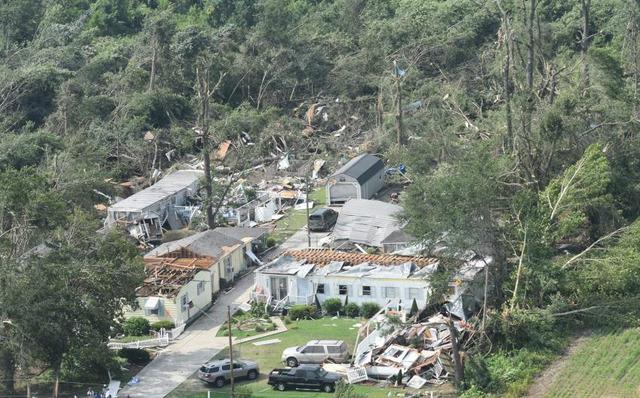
[2,0,640,397]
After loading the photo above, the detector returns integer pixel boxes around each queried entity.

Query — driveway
[119,273,255,398]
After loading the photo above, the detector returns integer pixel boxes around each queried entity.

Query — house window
[197,281,205,296]
[407,288,421,300]
[317,284,325,294]
[181,294,189,312]
[339,285,348,295]
[362,286,372,296]
[384,287,397,298]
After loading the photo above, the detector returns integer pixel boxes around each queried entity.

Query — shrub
[266,236,277,247]
[118,348,150,365]
[361,302,381,319]
[409,298,419,317]
[288,304,317,320]
[344,303,360,318]
[283,316,292,325]
[150,320,175,331]
[123,317,150,336]
[234,386,253,398]
[255,325,265,333]
[323,298,342,316]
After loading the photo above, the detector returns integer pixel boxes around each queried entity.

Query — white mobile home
[125,258,213,326]
[106,170,203,241]
[253,249,487,317]
[327,154,385,205]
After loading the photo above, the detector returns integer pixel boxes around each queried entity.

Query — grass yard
[543,328,640,398]
[215,313,276,339]
[269,186,327,244]
[166,317,427,398]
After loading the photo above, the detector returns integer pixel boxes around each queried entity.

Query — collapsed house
[124,257,213,326]
[345,312,472,387]
[105,170,204,242]
[327,199,414,252]
[327,154,386,205]
[252,249,487,314]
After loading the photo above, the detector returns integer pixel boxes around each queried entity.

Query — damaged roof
[144,229,243,260]
[332,199,405,247]
[331,153,384,184]
[137,257,212,297]
[214,226,270,241]
[109,170,203,213]
[259,249,439,279]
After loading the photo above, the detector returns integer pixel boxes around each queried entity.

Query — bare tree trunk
[526,0,536,91]
[149,42,157,92]
[0,348,15,395]
[580,0,591,93]
[395,71,403,146]
[53,366,60,398]
[196,65,215,229]
[447,315,464,387]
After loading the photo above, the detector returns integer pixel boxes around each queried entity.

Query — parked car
[268,364,341,393]
[281,340,349,367]
[308,208,338,232]
[197,359,259,387]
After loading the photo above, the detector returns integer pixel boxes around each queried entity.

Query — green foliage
[150,320,175,331]
[117,348,150,365]
[123,317,151,337]
[334,379,366,398]
[360,302,381,319]
[323,298,342,316]
[409,299,419,317]
[343,303,360,318]
[288,304,317,321]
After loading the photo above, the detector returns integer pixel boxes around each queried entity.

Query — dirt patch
[526,332,592,398]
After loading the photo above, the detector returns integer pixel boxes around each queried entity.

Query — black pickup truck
[267,364,341,393]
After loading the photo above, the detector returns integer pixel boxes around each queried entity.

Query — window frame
[338,285,348,295]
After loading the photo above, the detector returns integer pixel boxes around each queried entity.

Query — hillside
[2,1,640,397]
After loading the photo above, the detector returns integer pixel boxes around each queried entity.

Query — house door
[270,277,288,300]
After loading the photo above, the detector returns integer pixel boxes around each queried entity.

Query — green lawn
[269,186,327,244]
[166,317,416,398]
[543,328,640,398]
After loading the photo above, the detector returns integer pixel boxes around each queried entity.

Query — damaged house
[253,249,488,316]
[124,257,213,326]
[105,170,203,242]
[327,154,385,205]
[145,228,258,286]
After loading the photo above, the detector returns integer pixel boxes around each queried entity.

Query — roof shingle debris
[283,248,438,267]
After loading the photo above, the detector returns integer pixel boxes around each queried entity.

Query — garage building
[327,154,385,205]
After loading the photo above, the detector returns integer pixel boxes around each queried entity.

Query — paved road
[119,273,256,398]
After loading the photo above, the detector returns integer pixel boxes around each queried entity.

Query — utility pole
[393,60,404,146]
[227,306,235,397]
[305,177,311,248]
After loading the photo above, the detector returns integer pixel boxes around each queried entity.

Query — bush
[344,303,360,318]
[266,236,277,247]
[150,320,175,331]
[288,304,317,320]
[283,316,292,325]
[255,325,265,333]
[361,302,381,319]
[123,317,150,336]
[118,348,150,365]
[323,298,342,316]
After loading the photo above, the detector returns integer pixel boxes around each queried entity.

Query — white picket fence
[108,323,187,350]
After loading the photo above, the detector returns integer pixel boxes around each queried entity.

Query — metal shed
[327,154,385,205]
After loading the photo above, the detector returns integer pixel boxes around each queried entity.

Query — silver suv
[198,359,259,387]
[281,340,349,367]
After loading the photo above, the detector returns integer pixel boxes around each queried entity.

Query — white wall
[174,269,213,325]
[255,271,430,310]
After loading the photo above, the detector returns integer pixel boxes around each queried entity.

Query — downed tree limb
[551,305,605,317]
[561,226,628,269]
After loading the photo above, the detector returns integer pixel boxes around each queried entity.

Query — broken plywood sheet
[213,140,231,161]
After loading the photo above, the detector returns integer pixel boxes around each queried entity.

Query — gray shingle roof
[214,227,269,241]
[144,230,243,260]
[331,154,384,184]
